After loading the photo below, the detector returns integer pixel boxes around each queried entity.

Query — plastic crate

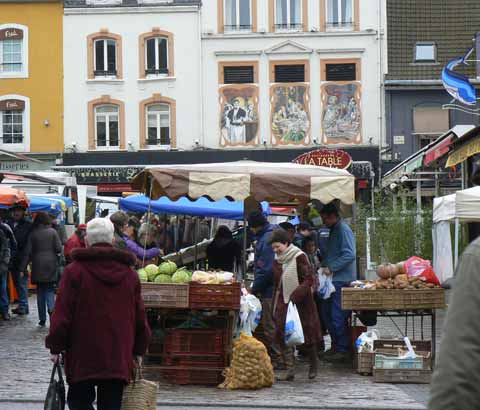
[375,354,424,370]
[189,282,241,310]
[162,367,224,386]
[164,354,226,368]
[164,328,226,355]
[141,283,189,308]
[373,368,431,384]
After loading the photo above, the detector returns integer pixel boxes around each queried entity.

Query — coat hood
[71,244,136,286]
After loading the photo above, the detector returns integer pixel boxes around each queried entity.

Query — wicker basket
[189,282,241,310]
[141,283,189,308]
[342,288,446,311]
[121,368,158,410]
[373,368,431,384]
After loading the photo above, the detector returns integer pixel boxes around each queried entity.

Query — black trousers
[67,379,125,410]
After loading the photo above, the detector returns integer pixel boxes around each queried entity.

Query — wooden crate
[141,283,189,308]
[373,368,431,384]
[342,288,446,311]
[357,352,375,375]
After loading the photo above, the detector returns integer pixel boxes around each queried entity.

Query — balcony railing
[326,21,354,29]
[145,68,169,76]
[224,24,253,32]
[94,69,118,77]
[274,23,304,31]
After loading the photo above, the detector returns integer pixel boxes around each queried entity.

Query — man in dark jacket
[8,205,32,315]
[248,211,281,367]
[0,226,11,320]
[46,218,151,410]
[428,237,480,410]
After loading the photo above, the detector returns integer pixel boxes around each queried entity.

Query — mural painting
[219,85,259,146]
[321,82,361,144]
[270,84,310,145]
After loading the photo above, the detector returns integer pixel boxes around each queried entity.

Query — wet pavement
[0,294,448,409]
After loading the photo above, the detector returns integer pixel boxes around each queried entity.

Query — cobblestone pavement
[0,294,449,409]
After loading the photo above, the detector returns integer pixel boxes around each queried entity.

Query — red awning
[424,136,453,166]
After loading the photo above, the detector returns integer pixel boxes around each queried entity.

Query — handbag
[121,366,158,410]
[44,362,66,410]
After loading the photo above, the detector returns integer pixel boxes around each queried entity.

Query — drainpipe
[198,5,205,147]
[377,0,385,184]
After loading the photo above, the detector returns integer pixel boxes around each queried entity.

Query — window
[0,25,28,78]
[413,106,449,135]
[223,66,254,83]
[327,0,353,29]
[274,64,305,82]
[415,42,436,63]
[0,96,29,151]
[275,0,302,30]
[1,110,23,144]
[225,0,252,31]
[95,105,119,148]
[147,104,171,146]
[145,37,168,76]
[94,39,116,77]
[326,63,356,81]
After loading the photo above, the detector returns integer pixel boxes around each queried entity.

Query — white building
[63,0,202,152]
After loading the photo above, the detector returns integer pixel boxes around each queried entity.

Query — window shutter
[325,63,356,81]
[274,64,305,83]
[146,38,156,71]
[158,38,168,73]
[223,66,254,84]
[107,40,116,72]
[95,40,105,71]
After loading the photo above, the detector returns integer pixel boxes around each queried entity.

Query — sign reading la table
[293,149,352,169]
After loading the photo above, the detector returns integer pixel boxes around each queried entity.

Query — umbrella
[131,160,355,205]
[0,186,29,208]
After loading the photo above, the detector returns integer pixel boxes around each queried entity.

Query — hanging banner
[405,155,424,173]
[446,137,480,167]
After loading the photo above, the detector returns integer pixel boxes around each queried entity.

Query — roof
[386,0,480,81]
[64,0,201,7]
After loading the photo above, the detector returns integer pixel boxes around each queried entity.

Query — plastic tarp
[433,194,456,223]
[118,195,271,221]
[432,222,454,283]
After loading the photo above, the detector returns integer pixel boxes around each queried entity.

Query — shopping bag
[239,294,262,336]
[44,362,66,410]
[284,302,304,347]
[404,256,440,286]
[317,268,336,300]
[121,366,158,410]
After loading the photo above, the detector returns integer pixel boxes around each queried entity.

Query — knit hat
[248,211,267,228]
[86,217,114,246]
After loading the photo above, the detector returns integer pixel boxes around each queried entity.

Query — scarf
[276,244,304,303]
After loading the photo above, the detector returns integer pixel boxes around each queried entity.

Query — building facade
[0,0,63,169]
[385,0,480,168]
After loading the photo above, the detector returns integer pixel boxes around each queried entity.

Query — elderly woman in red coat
[271,228,322,381]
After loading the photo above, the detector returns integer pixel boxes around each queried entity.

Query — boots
[308,345,318,380]
[275,347,295,381]
[275,365,295,381]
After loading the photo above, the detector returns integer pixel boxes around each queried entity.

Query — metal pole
[461,162,466,190]
[392,194,397,211]
[434,170,440,197]
[366,218,372,270]
[193,217,199,270]
[371,173,375,217]
[415,180,422,254]
[454,218,459,269]
[242,215,248,282]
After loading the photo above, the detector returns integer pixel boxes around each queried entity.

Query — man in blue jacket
[320,203,356,363]
[248,211,281,367]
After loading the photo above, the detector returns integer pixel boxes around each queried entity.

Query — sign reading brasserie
[0,28,23,41]
[0,99,25,111]
[54,166,144,184]
[293,149,352,169]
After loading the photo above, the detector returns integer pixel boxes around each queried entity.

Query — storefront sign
[0,160,52,172]
[54,166,144,184]
[0,28,23,41]
[293,149,352,169]
[446,137,480,168]
[97,184,132,193]
[0,99,25,111]
[393,135,405,145]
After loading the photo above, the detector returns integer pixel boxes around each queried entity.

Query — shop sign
[393,135,405,145]
[446,137,480,168]
[54,166,144,184]
[0,99,25,111]
[97,184,132,193]
[293,149,352,169]
[0,28,23,41]
[0,160,52,172]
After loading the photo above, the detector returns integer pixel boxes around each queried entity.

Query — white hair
[86,217,115,246]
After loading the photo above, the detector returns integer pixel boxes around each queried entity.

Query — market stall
[131,161,355,387]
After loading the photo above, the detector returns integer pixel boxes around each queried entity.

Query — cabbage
[158,261,177,276]
[172,270,191,284]
[137,268,148,283]
[145,264,159,282]
[154,274,173,283]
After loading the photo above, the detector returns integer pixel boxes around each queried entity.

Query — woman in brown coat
[271,229,322,381]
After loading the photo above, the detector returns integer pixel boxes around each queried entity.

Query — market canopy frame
[131,161,355,205]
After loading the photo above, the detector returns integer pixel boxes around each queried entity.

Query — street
[0,294,447,410]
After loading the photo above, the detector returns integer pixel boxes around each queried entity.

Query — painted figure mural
[321,83,361,144]
[219,85,259,146]
[270,84,310,145]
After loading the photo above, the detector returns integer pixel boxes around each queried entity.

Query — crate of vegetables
[189,271,241,310]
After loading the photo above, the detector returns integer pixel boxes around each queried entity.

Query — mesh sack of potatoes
[218,333,274,390]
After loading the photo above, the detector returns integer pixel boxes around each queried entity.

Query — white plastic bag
[284,302,304,347]
[356,329,379,353]
[317,268,336,300]
[239,294,262,336]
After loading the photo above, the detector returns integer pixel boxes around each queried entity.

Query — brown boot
[275,365,295,381]
[308,345,318,380]
[276,346,295,381]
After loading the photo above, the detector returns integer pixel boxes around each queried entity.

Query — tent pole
[194,217,199,270]
[454,218,459,270]
[242,215,247,282]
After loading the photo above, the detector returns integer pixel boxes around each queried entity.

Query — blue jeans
[37,283,56,323]
[0,271,8,315]
[11,270,29,311]
[323,281,352,353]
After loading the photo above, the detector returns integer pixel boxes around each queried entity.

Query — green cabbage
[172,270,191,284]
[158,261,177,276]
[154,274,173,283]
[145,264,159,282]
[137,268,148,283]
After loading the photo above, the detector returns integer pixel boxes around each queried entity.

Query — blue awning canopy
[119,195,270,221]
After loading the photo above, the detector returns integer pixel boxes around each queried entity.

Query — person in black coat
[206,226,241,272]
